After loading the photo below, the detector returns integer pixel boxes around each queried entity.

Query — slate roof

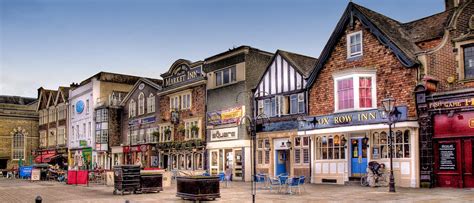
[306,2,455,87]
[278,50,318,77]
[58,86,70,100]
[78,71,162,87]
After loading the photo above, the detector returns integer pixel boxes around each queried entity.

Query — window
[347,31,362,58]
[48,129,55,146]
[464,44,474,79]
[146,128,158,143]
[316,135,346,160]
[257,139,270,165]
[334,73,376,111]
[129,99,136,118]
[138,92,145,115]
[170,92,192,111]
[194,153,203,170]
[49,108,56,123]
[259,93,305,117]
[57,127,66,145]
[294,136,310,164]
[184,119,200,140]
[96,109,108,122]
[72,105,75,116]
[372,129,411,159]
[147,93,155,113]
[215,66,237,86]
[12,132,24,160]
[40,131,47,147]
[58,105,66,120]
[86,99,90,114]
[158,125,173,142]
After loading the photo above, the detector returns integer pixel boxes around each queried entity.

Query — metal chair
[255,174,266,189]
[287,177,301,195]
[268,176,281,193]
[299,176,306,192]
[278,175,289,193]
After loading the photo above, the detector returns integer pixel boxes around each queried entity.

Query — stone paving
[0,178,474,203]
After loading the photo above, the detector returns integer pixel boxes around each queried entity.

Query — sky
[0,0,444,97]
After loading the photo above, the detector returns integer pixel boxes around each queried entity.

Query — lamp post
[379,97,399,193]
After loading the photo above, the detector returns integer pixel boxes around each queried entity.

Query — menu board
[31,169,41,181]
[439,143,457,170]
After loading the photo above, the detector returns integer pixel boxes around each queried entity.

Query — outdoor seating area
[255,173,306,195]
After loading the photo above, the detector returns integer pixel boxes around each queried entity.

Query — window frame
[138,92,145,115]
[215,65,237,87]
[256,138,270,166]
[315,134,346,160]
[346,31,363,58]
[333,72,377,112]
[463,44,474,80]
[12,132,25,160]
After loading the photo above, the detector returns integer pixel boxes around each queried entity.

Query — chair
[268,177,281,193]
[299,176,306,192]
[279,173,289,176]
[218,172,227,187]
[287,177,301,195]
[278,175,289,193]
[202,172,210,176]
[255,174,266,189]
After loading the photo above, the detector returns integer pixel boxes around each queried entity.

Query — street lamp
[379,97,400,193]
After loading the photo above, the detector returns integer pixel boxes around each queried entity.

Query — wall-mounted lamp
[341,136,347,148]
[286,140,292,150]
[362,135,369,147]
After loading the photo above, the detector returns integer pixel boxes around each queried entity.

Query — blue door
[275,150,287,176]
[351,138,368,177]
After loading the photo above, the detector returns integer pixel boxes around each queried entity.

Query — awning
[35,153,56,163]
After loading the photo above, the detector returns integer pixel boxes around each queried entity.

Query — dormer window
[464,44,474,79]
[347,31,363,58]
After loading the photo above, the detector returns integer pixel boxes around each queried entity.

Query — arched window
[129,99,136,118]
[147,93,155,113]
[138,92,145,115]
[12,132,24,160]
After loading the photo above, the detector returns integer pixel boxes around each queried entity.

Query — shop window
[347,31,363,58]
[194,153,203,170]
[316,135,345,160]
[464,44,474,79]
[334,73,376,112]
[294,136,310,164]
[372,129,411,159]
[186,154,193,170]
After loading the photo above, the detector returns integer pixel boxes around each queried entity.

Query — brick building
[36,87,69,167]
[0,96,38,169]
[253,50,317,180]
[299,2,422,187]
[119,78,162,168]
[204,46,273,181]
[155,59,207,172]
[414,0,474,188]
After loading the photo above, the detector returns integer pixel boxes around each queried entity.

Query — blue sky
[1,0,444,97]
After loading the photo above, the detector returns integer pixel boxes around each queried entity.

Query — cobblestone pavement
[1,178,474,203]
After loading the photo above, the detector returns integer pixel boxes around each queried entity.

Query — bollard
[35,196,42,203]
[125,200,130,203]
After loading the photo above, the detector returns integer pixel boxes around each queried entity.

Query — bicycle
[360,174,369,186]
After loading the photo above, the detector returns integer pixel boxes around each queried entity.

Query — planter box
[140,173,163,193]
[176,176,220,201]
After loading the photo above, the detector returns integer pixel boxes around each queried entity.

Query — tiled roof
[0,95,37,105]
[278,50,318,77]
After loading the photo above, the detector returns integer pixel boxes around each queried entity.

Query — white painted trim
[298,121,419,136]
[346,31,363,59]
[333,72,377,112]
[207,139,251,149]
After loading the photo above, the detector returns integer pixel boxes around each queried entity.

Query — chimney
[445,0,461,10]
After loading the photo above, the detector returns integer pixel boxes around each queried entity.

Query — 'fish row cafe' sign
[298,106,408,130]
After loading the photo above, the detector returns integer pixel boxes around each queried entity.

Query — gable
[37,90,50,111]
[120,78,161,106]
[255,54,306,97]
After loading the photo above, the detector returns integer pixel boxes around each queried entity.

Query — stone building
[68,72,143,170]
[413,0,474,188]
[36,87,69,166]
[204,46,273,181]
[300,2,422,187]
[253,50,317,179]
[119,78,162,168]
[155,59,206,172]
[0,96,38,169]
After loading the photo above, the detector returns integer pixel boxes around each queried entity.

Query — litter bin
[113,165,140,195]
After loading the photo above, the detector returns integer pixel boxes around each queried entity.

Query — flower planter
[176,176,220,201]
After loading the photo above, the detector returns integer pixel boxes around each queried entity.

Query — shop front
[207,127,250,181]
[123,144,158,168]
[299,106,420,188]
[69,147,92,170]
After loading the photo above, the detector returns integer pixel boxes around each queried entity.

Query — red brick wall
[158,84,206,141]
[416,38,443,50]
[424,2,474,92]
[308,20,418,118]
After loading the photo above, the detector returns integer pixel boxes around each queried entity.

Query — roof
[77,71,162,87]
[120,78,162,105]
[204,45,273,62]
[0,95,37,105]
[306,2,454,88]
[58,86,70,100]
[278,50,318,77]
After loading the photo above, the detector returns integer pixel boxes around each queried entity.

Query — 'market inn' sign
[163,64,203,87]
[299,106,408,130]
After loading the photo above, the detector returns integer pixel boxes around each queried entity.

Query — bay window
[334,72,376,112]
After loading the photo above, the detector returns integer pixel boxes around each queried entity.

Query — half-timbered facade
[254,50,317,179]
[36,87,69,166]
[156,59,207,172]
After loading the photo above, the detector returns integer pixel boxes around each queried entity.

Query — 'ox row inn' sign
[299,106,408,130]
[163,64,203,87]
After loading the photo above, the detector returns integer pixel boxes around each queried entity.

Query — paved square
[1,178,473,202]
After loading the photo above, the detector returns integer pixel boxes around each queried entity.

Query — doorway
[350,137,368,177]
[434,138,474,188]
[234,149,243,180]
[275,150,287,176]
[162,154,168,170]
